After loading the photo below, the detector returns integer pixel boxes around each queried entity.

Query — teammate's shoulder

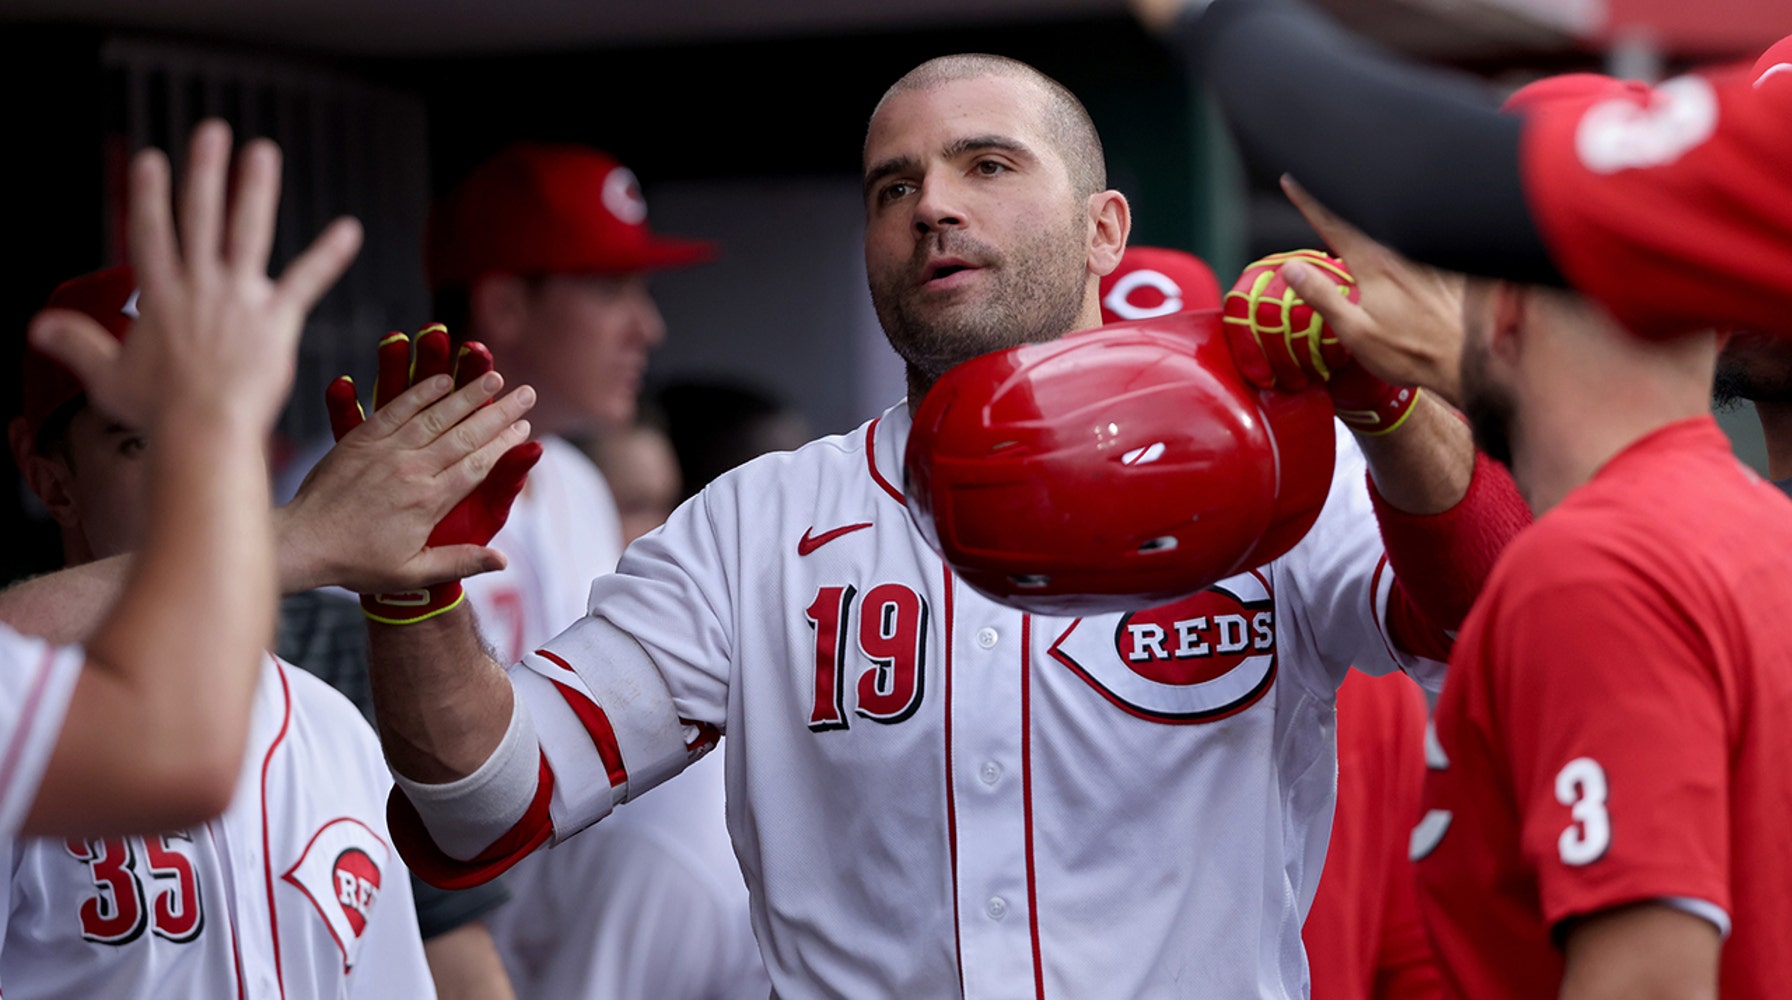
[278,656,380,738]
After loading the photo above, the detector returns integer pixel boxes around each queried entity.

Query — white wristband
[390,690,541,861]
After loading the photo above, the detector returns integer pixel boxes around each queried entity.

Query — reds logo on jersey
[1047,571,1276,723]
[281,818,389,971]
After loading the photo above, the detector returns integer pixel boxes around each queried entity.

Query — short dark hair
[871,54,1107,197]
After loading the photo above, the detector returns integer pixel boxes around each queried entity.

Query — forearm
[368,604,515,783]
[1178,0,1559,283]
[1354,393,1473,515]
[1560,903,1719,1000]
[0,556,130,643]
[424,923,518,1000]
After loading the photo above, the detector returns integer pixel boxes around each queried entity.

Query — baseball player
[1136,0,1792,342]
[0,120,359,841]
[1288,71,1792,1000]
[1101,247,1442,1000]
[361,56,1530,998]
[4,265,440,999]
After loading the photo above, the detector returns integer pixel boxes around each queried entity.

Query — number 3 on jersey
[1555,757,1611,866]
[806,584,929,731]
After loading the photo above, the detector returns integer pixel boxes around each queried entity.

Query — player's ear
[1487,280,1527,362]
[1086,190,1130,278]
[468,274,532,350]
[9,416,81,530]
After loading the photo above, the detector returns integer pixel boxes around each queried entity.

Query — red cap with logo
[19,266,137,450]
[425,143,717,290]
[1099,246,1222,326]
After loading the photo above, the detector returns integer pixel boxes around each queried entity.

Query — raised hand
[28,120,362,435]
[283,324,541,622]
[1277,175,1467,408]
[1224,247,1422,436]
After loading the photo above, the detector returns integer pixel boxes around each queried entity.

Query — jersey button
[986,896,1008,920]
[976,627,999,649]
[979,761,1002,785]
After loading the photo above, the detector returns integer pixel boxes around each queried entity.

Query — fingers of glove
[411,325,452,383]
[360,371,458,444]
[452,341,495,392]
[1220,314,1278,389]
[478,441,545,516]
[325,376,366,442]
[373,332,413,412]
[432,421,535,545]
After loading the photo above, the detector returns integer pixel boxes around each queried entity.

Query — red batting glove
[1222,250,1419,436]
[326,323,542,625]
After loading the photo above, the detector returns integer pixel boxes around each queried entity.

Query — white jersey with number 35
[487,402,1442,1000]
[0,655,433,1000]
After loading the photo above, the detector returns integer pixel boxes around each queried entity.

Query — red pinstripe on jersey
[941,564,965,995]
[259,659,294,1000]
[866,418,905,503]
[0,649,58,810]
[1021,614,1045,1000]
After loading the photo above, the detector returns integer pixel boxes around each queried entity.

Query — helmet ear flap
[906,310,1337,616]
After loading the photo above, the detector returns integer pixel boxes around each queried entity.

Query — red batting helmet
[905,309,1336,616]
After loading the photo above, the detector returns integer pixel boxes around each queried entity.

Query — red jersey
[1522,66,1792,340]
[1414,417,1792,999]
[1304,670,1441,1000]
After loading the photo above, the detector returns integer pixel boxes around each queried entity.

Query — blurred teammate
[1293,73,1792,1000]
[357,55,1529,998]
[1104,246,1441,1000]
[0,121,357,840]
[582,417,681,546]
[1136,0,1792,342]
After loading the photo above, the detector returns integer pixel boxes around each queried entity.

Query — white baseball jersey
[0,654,433,999]
[458,434,765,999]
[0,625,83,839]
[416,401,1448,999]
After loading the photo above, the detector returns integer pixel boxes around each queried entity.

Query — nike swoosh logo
[798,522,873,556]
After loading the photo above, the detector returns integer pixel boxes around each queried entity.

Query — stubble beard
[871,213,1090,385]
[1459,331,1517,470]
[1712,335,1792,408]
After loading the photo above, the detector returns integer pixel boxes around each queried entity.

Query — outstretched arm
[22,120,360,836]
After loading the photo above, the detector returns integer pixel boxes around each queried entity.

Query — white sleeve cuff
[389,691,541,861]
[1657,896,1731,939]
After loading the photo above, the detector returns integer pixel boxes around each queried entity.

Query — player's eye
[118,436,147,458]
[876,180,916,206]
[973,159,1009,176]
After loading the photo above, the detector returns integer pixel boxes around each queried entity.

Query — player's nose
[911,173,966,238]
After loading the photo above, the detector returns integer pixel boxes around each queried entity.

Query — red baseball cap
[1753,35,1792,87]
[1099,246,1223,325]
[425,143,717,290]
[19,265,137,450]
[1501,73,1653,115]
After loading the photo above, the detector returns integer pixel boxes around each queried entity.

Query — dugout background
[0,4,1783,584]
